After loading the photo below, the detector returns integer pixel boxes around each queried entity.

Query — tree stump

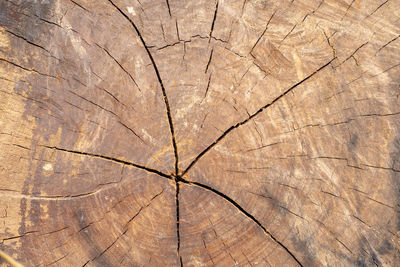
[1,0,400,266]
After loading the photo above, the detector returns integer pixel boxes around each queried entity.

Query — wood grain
[1,0,399,266]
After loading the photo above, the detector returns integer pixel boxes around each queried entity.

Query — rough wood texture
[1,0,400,266]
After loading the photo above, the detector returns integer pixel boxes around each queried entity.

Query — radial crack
[118,121,146,144]
[69,0,90,12]
[165,0,171,17]
[124,189,164,229]
[342,0,356,20]
[0,58,62,80]
[95,43,141,92]
[47,253,69,266]
[2,231,38,242]
[6,29,50,54]
[368,0,389,17]
[68,89,118,117]
[376,33,400,54]
[279,24,297,47]
[178,178,303,266]
[107,0,179,175]
[205,49,213,73]
[43,145,172,179]
[209,0,219,43]
[204,74,212,98]
[337,42,368,66]
[250,10,276,53]
[181,58,335,176]
[175,179,182,266]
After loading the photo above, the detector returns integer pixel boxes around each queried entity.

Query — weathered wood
[1,0,400,266]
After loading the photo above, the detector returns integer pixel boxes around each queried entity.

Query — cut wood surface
[1,0,400,266]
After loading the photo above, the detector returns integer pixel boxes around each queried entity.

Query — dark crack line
[123,189,164,229]
[342,0,356,20]
[22,3,331,265]
[69,0,90,12]
[0,58,62,80]
[205,49,214,73]
[176,20,181,41]
[209,0,219,43]
[165,0,172,17]
[2,231,38,242]
[107,0,179,175]
[337,42,368,67]
[46,253,69,266]
[368,0,389,17]
[35,16,62,28]
[250,10,276,53]
[279,24,297,47]
[118,121,146,144]
[68,89,118,117]
[40,226,69,237]
[322,30,337,58]
[83,228,128,266]
[376,33,400,54]
[83,195,160,265]
[243,142,282,152]
[155,35,208,51]
[177,178,303,266]
[95,43,141,92]
[175,179,182,266]
[6,29,50,54]
[302,0,324,22]
[181,58,335,176]
[43,145,172,179]
[204,74,212,98]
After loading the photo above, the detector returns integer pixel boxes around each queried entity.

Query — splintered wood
[1,0,399,266]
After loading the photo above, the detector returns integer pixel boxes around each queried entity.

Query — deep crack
[209,0,219,43]
[107,0,179,175]
[165,0,172,17]
[58,2,329,265]
[106,4,182,263]
[174,176,182,266]
[43,145,172,179]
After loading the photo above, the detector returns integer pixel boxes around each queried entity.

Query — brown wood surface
[1,0,400,266]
